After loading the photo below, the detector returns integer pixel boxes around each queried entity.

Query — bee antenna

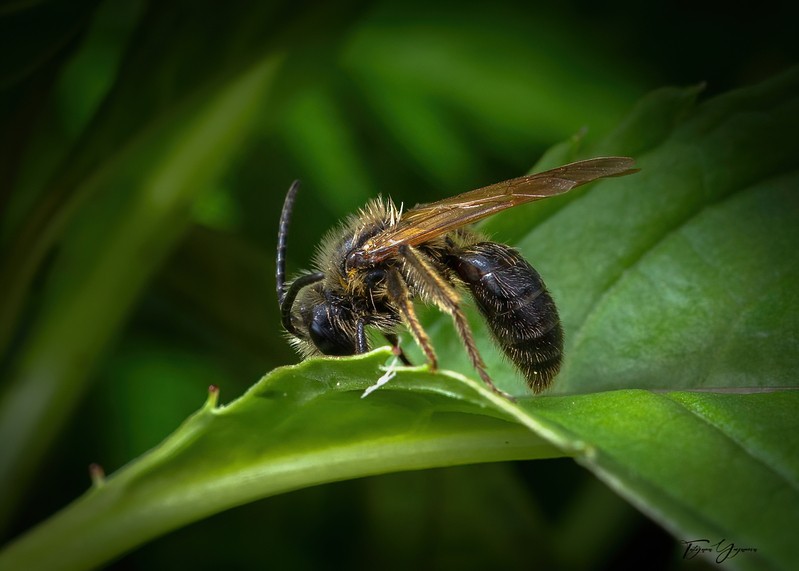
[281,271,325,335]
[277,180,301,305]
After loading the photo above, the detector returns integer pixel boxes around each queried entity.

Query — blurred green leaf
[0,0,369,533]
[1,68,797,571]
[256,1,646,224]
[0,0,101,234]
[0,42,283,528]
[342,3,642,174]
[0,0,99,90]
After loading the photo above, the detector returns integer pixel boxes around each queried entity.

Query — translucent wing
[347,157,638,266]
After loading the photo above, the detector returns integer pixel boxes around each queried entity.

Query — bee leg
[398,245,515,401]
[356,319,369,353]
[384,333,413,366]
[386,269,438,371]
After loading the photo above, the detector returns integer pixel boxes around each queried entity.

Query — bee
[276,157,637,397]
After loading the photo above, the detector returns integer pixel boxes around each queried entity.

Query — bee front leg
[355,319,369,354]
[384,333,413,366]
[385,269,438,371]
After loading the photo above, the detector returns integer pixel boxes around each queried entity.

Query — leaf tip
[88,463,106,488]
[205,384,220,410]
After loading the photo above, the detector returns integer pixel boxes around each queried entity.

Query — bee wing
[353,157,638,263]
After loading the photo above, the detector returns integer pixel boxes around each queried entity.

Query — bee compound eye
[308,304,356,356]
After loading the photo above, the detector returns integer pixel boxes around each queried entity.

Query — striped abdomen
[449,242,563,392]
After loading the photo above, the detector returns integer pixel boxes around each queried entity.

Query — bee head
[304,300,357,356]
[285,283,358,357]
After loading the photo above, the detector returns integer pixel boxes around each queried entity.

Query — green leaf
[529,389,799,571]
[0,350,560,571]
[1,351,795,570]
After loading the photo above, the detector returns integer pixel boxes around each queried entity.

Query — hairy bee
[276,157,637,397]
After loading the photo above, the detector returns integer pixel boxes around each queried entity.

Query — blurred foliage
[0,0,796,569]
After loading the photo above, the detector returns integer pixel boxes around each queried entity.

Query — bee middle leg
[385,268,439,370]
[396,245,514,400]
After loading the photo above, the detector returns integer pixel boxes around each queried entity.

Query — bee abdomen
[449,242,563,393]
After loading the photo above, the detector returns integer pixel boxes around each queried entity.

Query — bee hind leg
[385,268,439,371]
[396,246,515,401]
